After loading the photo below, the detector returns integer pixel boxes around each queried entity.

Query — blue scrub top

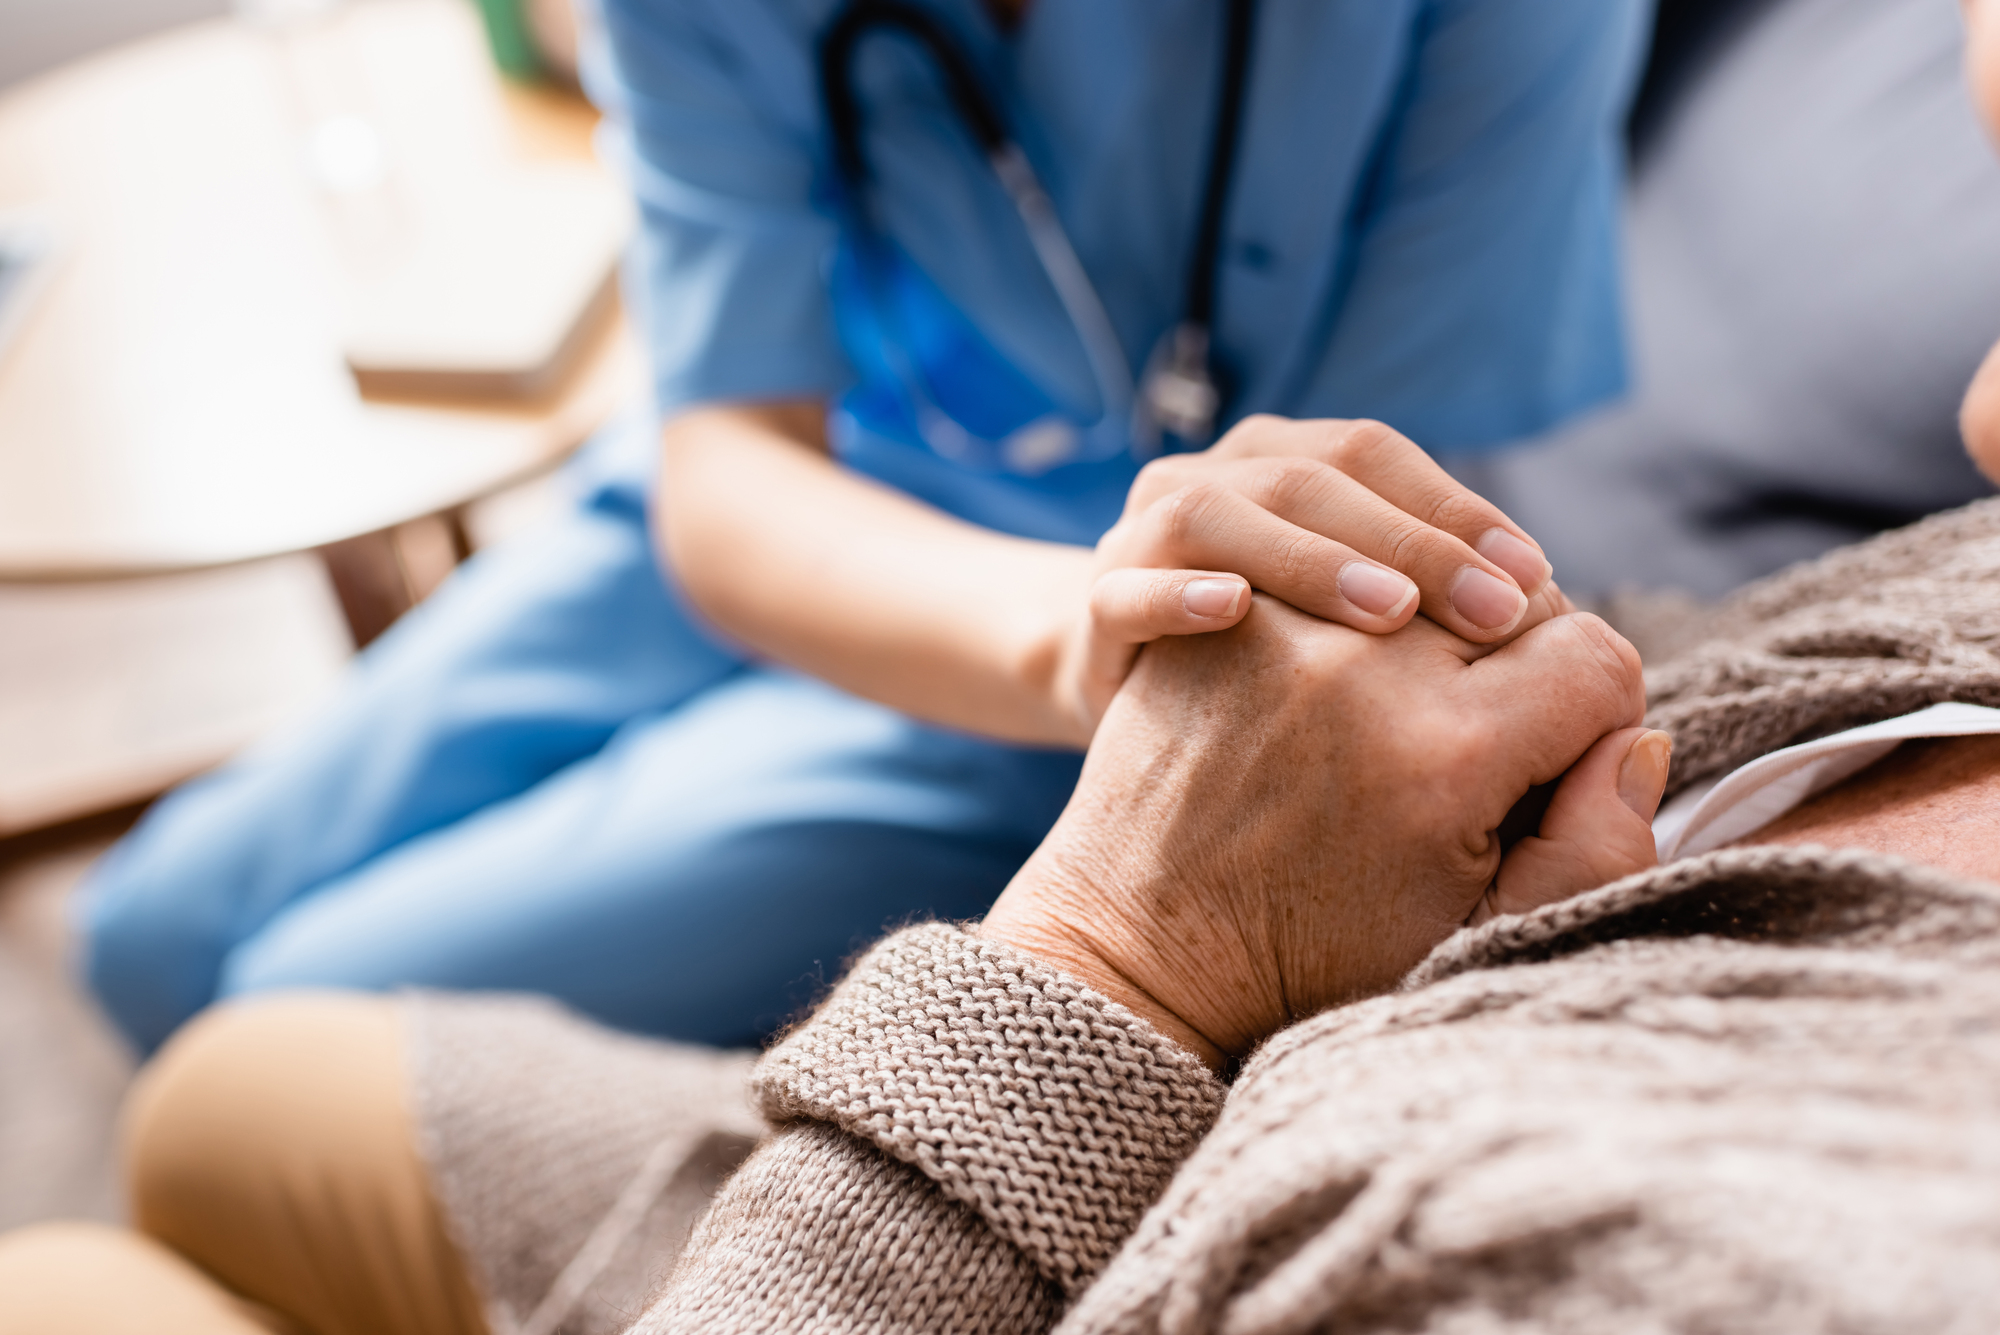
[586,0,1646,545]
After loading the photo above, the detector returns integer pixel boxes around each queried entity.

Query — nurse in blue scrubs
[78,0,1645,1055]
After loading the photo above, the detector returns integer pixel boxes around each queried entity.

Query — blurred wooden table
[0,0,641,636]
[0,0,642,836]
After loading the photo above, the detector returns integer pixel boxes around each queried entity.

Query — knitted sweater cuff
[752,922,1227,1295]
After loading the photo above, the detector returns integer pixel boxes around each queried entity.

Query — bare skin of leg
[1748,734,2000,883]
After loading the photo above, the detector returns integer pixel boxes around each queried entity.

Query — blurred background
[5,0,230,91]
[0,0,630,1228]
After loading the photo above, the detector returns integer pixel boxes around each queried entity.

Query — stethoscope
[818,0,1257,463]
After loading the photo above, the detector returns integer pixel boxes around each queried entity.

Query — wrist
[980,865,1228,1072]
[1004,552,1100,748]
[981,920,1227,1072]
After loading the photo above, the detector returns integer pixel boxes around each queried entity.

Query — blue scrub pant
[76,479,1084,1057]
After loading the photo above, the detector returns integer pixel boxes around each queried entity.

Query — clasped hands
[1039,414,1565,740]
[991,417,1672,1070]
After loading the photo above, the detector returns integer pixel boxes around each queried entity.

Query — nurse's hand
[1052,415,1567,735]
[985,594,1654,1069]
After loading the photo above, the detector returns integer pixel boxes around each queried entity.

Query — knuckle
[1253,457,1332,511]
[1386,713,1480,793]
[1559,613,1646,707]
[1136,455,1191,492]
[1086,570,1127,620]
[1423,488,1497,537]
[1153,482,1225,548]
[1145,573,1187,625]
[1575,613,1644,680]
[1213,412,1288,459]
[1439,715,1498,773]
[1375,515,1438,577]
[1268,527,1329,590]
[1095,515,1139,561]
[1092,570,1183,634]
[1229,412,1285,444]
[1326,418,1399,470]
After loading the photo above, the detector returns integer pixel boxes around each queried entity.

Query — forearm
[658,402,1093,746]
[635,1121,1058,1334]
[629,925,1225,1334]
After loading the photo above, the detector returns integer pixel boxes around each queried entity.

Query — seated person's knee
[123,993,404,1279]
[118,992,487,1335]
[0,1220,293,1334]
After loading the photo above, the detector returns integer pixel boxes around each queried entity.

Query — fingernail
[1449,566,1527,631]
[1618,730,1673,816]
[1476,529,1553,593]
[1183,578,1244,619]
[1338,562,1417,618]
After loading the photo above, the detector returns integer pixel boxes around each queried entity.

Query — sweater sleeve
[627,923,1227,1333]
[1640,496,2000,795]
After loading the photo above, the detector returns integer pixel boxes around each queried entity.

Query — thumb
[1471,728,1671,925]
[1061,567,1253,735]
[1082,566,1251,685]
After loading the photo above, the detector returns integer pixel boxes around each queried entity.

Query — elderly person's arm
[630,598,1655,1332]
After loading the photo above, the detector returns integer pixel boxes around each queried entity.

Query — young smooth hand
[1042,416,1564,740]
[985,595,1667,1069]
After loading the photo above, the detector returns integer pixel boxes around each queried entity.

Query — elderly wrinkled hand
[982,594,1667,1068]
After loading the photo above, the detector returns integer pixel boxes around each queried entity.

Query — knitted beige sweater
[412,496,2000,1335]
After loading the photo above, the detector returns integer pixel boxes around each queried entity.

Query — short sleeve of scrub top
[587,0,1647,541]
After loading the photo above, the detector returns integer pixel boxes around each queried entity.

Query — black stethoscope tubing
[818,0,1257,452]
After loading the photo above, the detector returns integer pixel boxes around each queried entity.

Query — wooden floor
[0,816,135,1229]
